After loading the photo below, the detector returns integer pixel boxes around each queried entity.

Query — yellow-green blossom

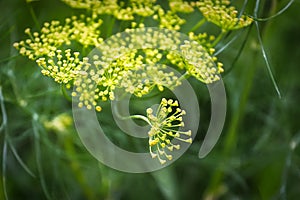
[169,40,223,83]
[71,52,140,111]
[129,0,156,17]
[61,0,156,20]
[69,14,103,47]
[60,0,110,15]
[194,0,253,32]
[36,49,87,84]
[14,1,233,114]
[121,64,181,97]
[71,56,103,111]
[60,0,100,9]
[44,113,73,134]
[153,7,185,31]
[14,14,103,60]
[147,98,192,164]
[169,0,194,13]
[188,32,216,50]
[13,23,67,60]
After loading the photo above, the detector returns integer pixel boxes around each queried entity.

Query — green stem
[116,111,151,125]
[27,3,40,30]
[189,18,206,32]
[61,84,72,101]
[138,16,145,25]
[223,26,252,75]
[249,0,294,21]
[178,71,190,82]
[106,16,116,37]
[211,30,227,47]
[112,100,151,124]
[32,118,51,200]
[0,87,8,200]
[0,55,19,63]
[81,47,87,56]
[129,115,151,125]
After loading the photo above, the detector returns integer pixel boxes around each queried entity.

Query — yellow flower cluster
[120,49,181,96]
[61,0,156,20]
[60,0,195,31]
[71,55,103,112]
[70,14,103,47]
[59,0,119,13]
[14,0,254,164]
[13,14,102,60]
[188,32,216,50]
[166,39,223,83]
[179,40,223,83]
[121,64,181,97]
[36,49,87,84]
[14,14,103,88]
[44,113,73,134]
[153,8,185,31]
[169,0,194,13]
[147,98,192,164]
[71,52,137,111]
[100,27,223,87]
[71,48,180,111]
[69,26,223,111]
[13,1,252,107]
[15,20,225,111]
[193,0,253,32]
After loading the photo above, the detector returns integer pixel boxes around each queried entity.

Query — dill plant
[1,0,298,199]
[13,0,252,164]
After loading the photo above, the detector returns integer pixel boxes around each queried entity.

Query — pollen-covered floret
[146,98,192,164]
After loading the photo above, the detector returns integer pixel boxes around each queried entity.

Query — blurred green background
[1,0,300,199]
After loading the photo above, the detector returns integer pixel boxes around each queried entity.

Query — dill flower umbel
[13,0,252,115]
[13,0,249,167]
[146,98,192,164]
